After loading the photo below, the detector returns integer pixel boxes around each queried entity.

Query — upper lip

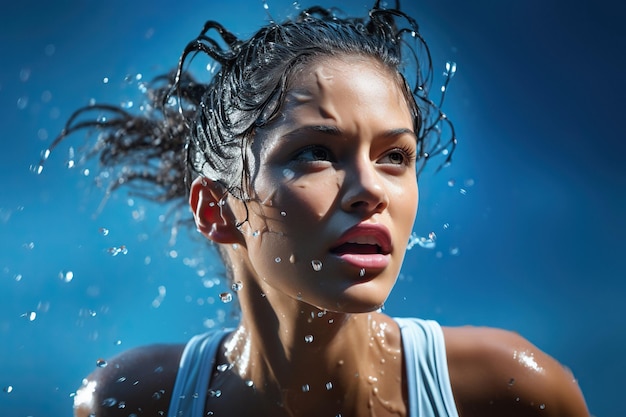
[330,223,392,255]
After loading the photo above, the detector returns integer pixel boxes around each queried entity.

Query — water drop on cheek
[282,168,295,181]
[311,260,323,271]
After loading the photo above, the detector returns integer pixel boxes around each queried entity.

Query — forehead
[287,55,404,102]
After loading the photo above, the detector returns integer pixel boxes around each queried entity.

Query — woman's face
[236,56,418,313]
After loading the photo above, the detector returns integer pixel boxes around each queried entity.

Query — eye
[379,146,416,166]
[293,145,333,163]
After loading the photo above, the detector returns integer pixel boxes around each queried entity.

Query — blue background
[1,0,623,416]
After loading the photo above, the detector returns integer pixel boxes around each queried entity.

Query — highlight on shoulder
[443,326,589,417]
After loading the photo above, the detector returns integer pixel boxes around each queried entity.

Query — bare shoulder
[73,343,185,417]
[442,326,589,417]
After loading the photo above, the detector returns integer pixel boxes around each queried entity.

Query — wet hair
[43,0,456,219]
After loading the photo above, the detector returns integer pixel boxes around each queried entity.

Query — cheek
[256,172,341,222]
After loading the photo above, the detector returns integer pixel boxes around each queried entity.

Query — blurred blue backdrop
[1,0,623,416]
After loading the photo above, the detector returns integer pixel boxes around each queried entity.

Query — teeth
[347,236,379,246]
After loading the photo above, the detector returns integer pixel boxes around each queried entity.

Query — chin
[318,287,390,314]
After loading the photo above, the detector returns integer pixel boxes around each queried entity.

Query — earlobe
[189,177,243,244]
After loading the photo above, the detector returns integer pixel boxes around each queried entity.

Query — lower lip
[333,253,391,270]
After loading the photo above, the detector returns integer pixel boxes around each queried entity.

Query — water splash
[406,232,436,250]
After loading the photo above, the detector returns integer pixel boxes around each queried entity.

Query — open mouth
[330,227,392,258]
[331,241,383,255]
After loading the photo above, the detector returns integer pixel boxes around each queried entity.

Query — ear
[189,177,243,244]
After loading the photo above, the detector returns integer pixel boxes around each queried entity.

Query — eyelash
[292,145,333,163]
[382,145,417,166]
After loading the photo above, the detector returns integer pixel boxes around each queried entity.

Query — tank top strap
[394,317,459,417]
[168,329,232,417]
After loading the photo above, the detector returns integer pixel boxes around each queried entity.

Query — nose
[340,156,389,214]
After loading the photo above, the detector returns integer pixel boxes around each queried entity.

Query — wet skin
[74,55,590,417]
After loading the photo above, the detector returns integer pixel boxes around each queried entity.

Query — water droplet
[443,223,450,230]
[99,227,109,236]
[22,311,36,321]
[17,96,29,109]
[44,44,56,56]
[325,382,333,390]
[103,77,109,84]
[219,292,233,303]
[208,389,222,398]
[117,401,126,408]
[114,339,122,346]
[447,178,455,187]
[231,281,243,292]
[359,268,366,277]
[301,384,310,392]
[116,377,126,383]
[539,404,546,410]
[101,397,117,407]
[289,254,296,264]
[280,211,287,217]
[508,378,515,387]
[282,168,295,180]
[444,61,457,78]
[296,292,303,300]
[459,188,467,195]
[96,358,107,368]
[107,245,128,256]
[3,386,13,394]
[450,247,460,256]
[252,230,260,237]
[304,335,313,343]
[245,380,254,387]
[31,164,44,175]
[311,260,322,271]
[59,270,74,283]
[217,364,229,372]
[275,257,281,263]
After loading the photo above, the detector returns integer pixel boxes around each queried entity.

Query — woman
[62,2,588,416]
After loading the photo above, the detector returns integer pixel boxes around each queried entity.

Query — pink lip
[330,224,392,270]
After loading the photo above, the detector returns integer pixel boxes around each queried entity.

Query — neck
[220,250,406,416]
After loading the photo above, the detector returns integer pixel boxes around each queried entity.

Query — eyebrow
[281,125,417,141]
